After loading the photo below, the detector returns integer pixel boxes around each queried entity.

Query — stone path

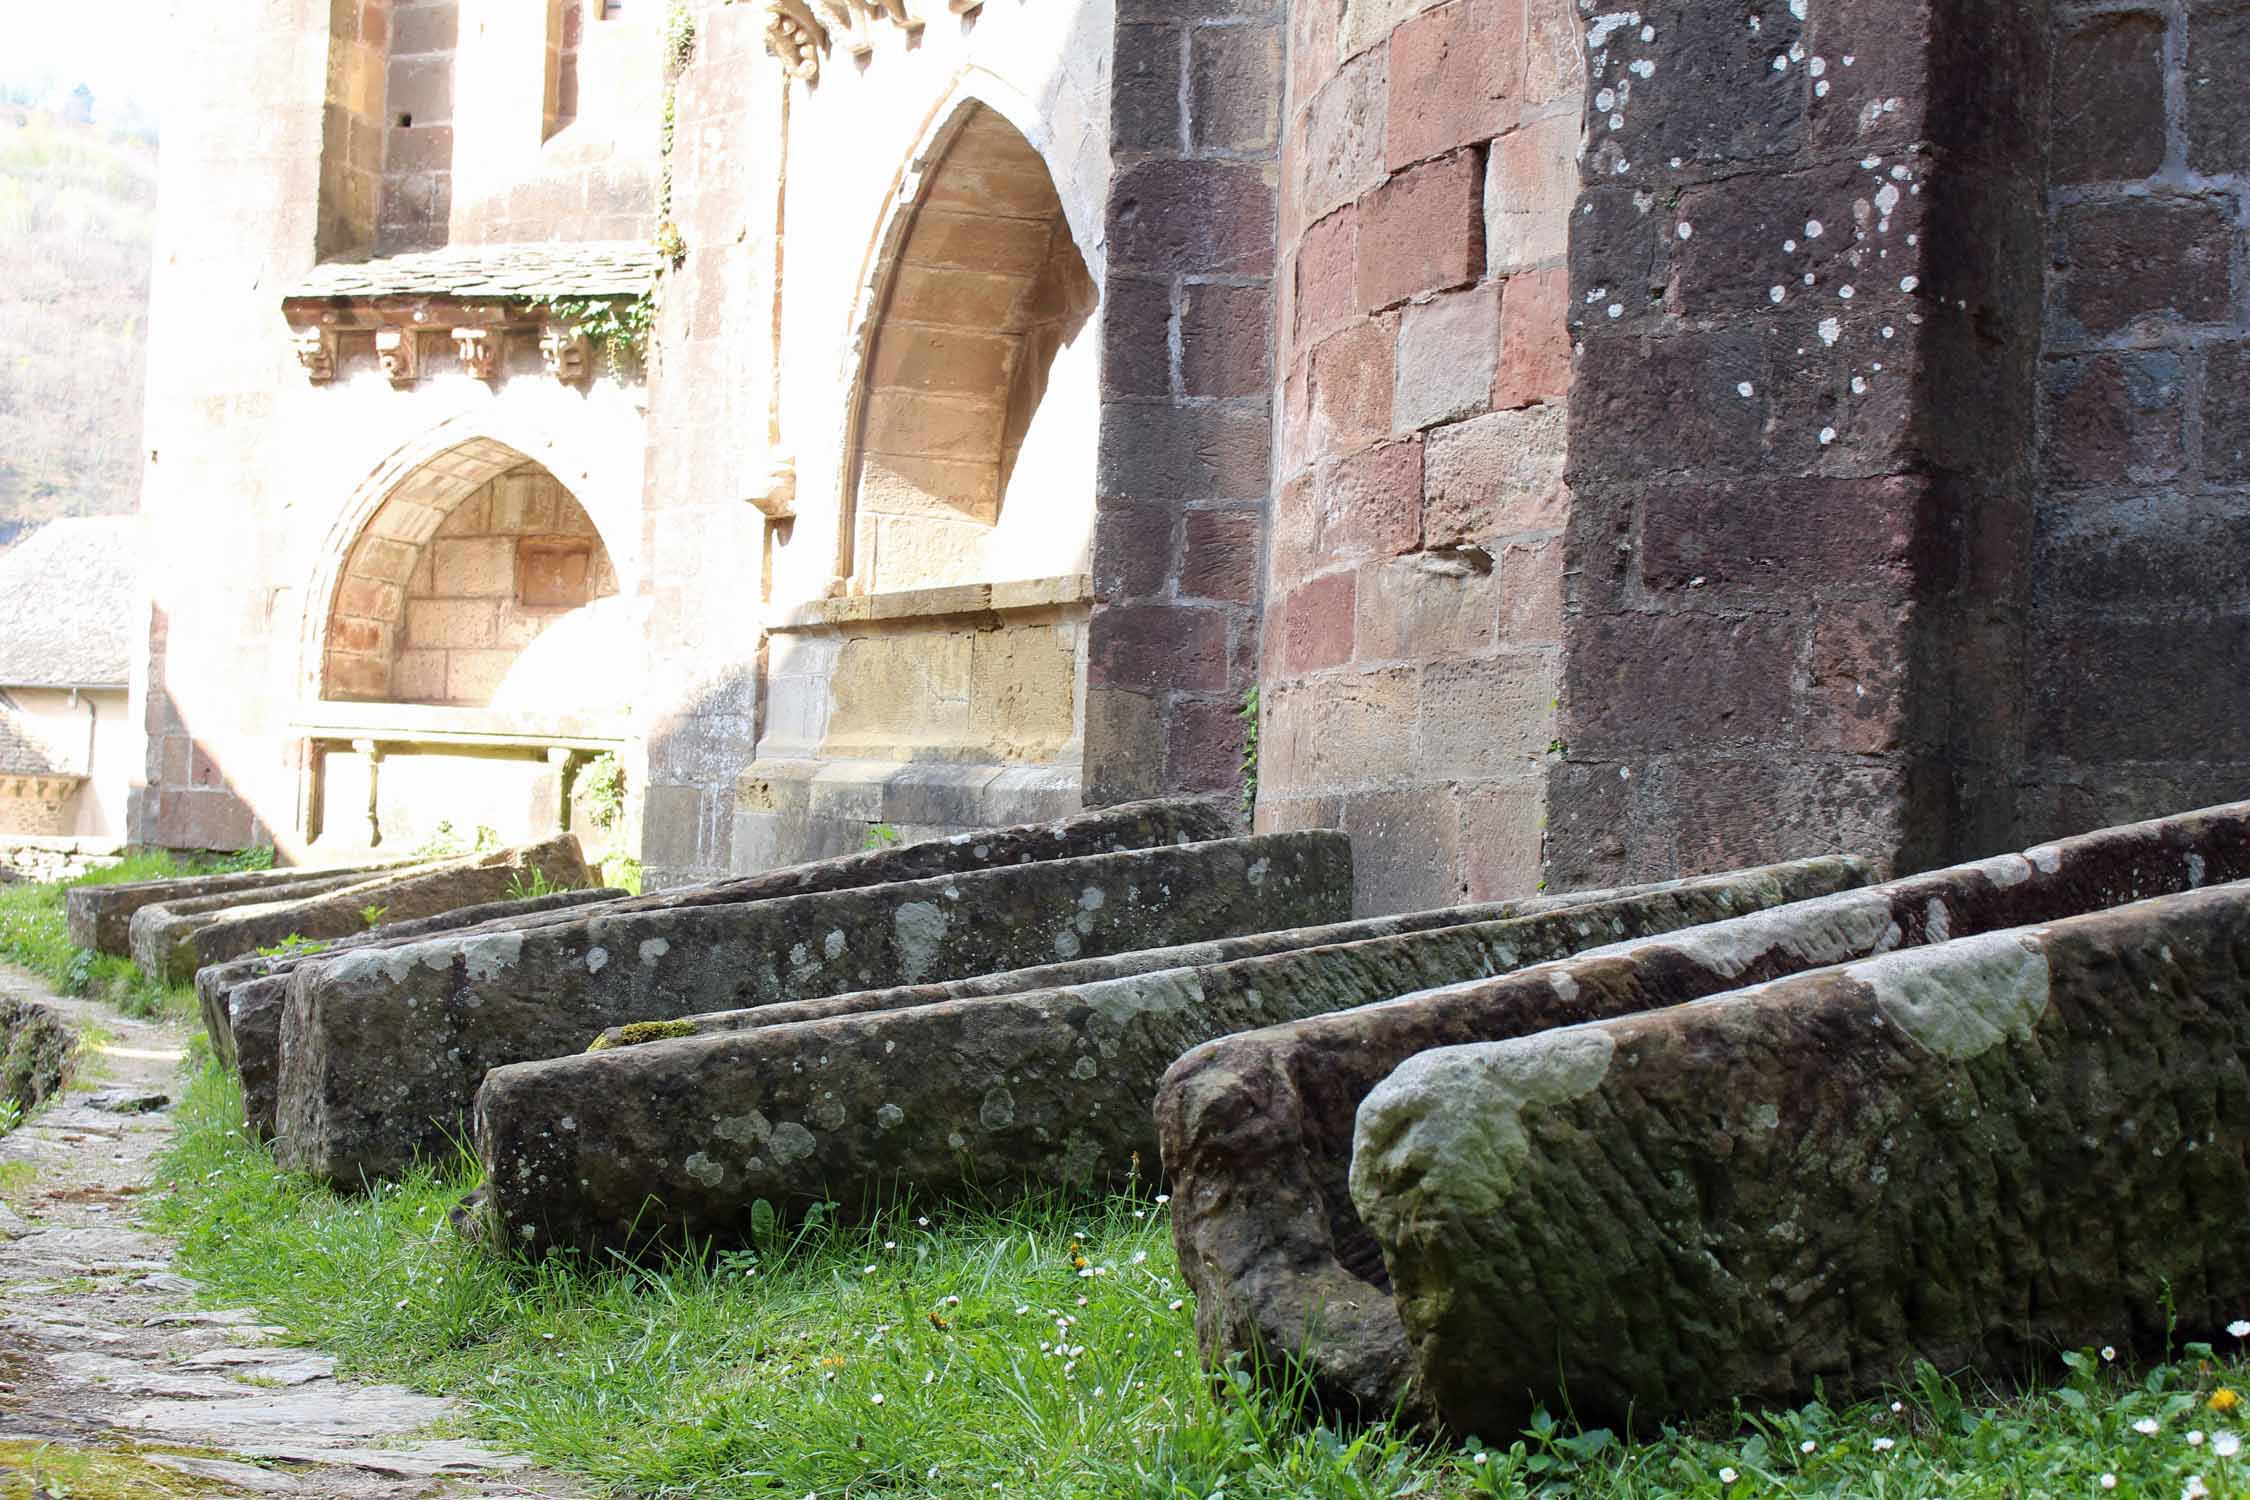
[0,967,583,1498]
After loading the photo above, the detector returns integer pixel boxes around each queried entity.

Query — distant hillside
[0,111,157,522]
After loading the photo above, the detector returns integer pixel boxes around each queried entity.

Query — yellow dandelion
[2210,1388,2241,1413]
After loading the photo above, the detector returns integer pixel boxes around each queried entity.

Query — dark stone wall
[2024,0,2250,838]
[1083,0,1284,820]
[1544,0,2052,884]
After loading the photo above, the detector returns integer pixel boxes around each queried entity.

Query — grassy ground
[1,866,2234,1498]
[143,1065,2237,1500]
[0,849,261,1021]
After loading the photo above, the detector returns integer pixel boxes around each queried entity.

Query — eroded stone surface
[280,832,1349,1187]
[582,869,1787,1049]
[132,836,594,985]
[473,856,1859,1258]
[64,858,409,956]
[1158,799,2250,1421]
[1357,882,2250,1432]
[196,885,621,1074]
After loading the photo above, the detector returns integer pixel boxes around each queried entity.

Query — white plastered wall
[764,0,1116,611]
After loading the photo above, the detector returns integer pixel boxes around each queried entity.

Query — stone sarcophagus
[1356,879,2250,1432]
[1157,800,2250,1423]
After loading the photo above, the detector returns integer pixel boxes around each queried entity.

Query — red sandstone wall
[1082,0,1286,820]
[2026,3,2250,836]
[1255,0,1582,914]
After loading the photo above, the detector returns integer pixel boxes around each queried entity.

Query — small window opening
[396,112,413,128]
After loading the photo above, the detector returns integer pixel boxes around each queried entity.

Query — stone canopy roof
[0,516,139,690]
[286,242,660,303]
[0,698,83,777]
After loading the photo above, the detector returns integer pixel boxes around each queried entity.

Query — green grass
[0,849,258,1021]
[145,1065,2250,1500]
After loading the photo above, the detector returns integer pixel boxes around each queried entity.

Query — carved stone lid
[284,242,659,309]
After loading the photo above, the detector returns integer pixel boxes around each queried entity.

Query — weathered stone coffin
[581,870,1802,1049]
[195,886,622,1075]
[472,855,1861,1257]
[213,797,1227,1057]
[197,888,625,1141]
[1357,881,2250,1432]
[1157,800,2250,1422]
[276,832,1350,1187]
[222,800,1223,1146]
[64,858,410,956]
[130,836,594,985]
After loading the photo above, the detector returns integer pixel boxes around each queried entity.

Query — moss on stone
[593,1018,700,1052]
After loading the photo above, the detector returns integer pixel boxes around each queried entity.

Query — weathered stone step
[130,836,594,985]
[470,855,1858,1257]
[579,869,1814,1050]
[1357,879,2250,1432]
[64,857,413,956]
[276,831,1350,1187]
[1155,798,2250,1423]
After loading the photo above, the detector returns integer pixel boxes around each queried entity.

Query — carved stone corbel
[452,326,499,382]
[747,453,797,519]
[541,325,591,385]
[292,327,338,383]
[763,0,827,79]
[374,327,418,385]
[764,0,922,78]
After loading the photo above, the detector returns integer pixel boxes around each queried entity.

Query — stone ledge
[729,757,1082,874]
[769,575,1093,633]
[291,702,632,751]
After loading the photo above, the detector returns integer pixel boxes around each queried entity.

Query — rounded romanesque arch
[320,441,628,712]
[840,99,1098,593]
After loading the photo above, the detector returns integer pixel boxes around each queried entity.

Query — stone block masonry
[273,832,1351,1187]
[1159,799,2250,1422]
[472,854,1857,1258]
[2023,0,2250,840]
[1543,0,2050,884]
[1085,0,1289,816]
[1257,0,1586,916]
[1359,880,2250,1432]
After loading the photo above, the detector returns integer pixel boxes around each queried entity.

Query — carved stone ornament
[747,452,798,519]
[452,326,498,381]
[374,326,418,385]
[763,0,927,81]
[292,327,338,383]
[540,325,591,385]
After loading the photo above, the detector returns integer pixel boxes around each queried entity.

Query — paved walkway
[0,967,582,1498]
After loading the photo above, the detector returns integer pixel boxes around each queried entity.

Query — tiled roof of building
[0,697,83,777]
[0,517,139,689]
[286,242,661,302]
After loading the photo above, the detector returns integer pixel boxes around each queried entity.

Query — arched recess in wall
[318,438,632,715]
[839,100,1099,594]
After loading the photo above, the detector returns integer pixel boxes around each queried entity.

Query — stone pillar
[1256,0,1586,915]
[1543,0,2050,884]
[1083,0,1284,815]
